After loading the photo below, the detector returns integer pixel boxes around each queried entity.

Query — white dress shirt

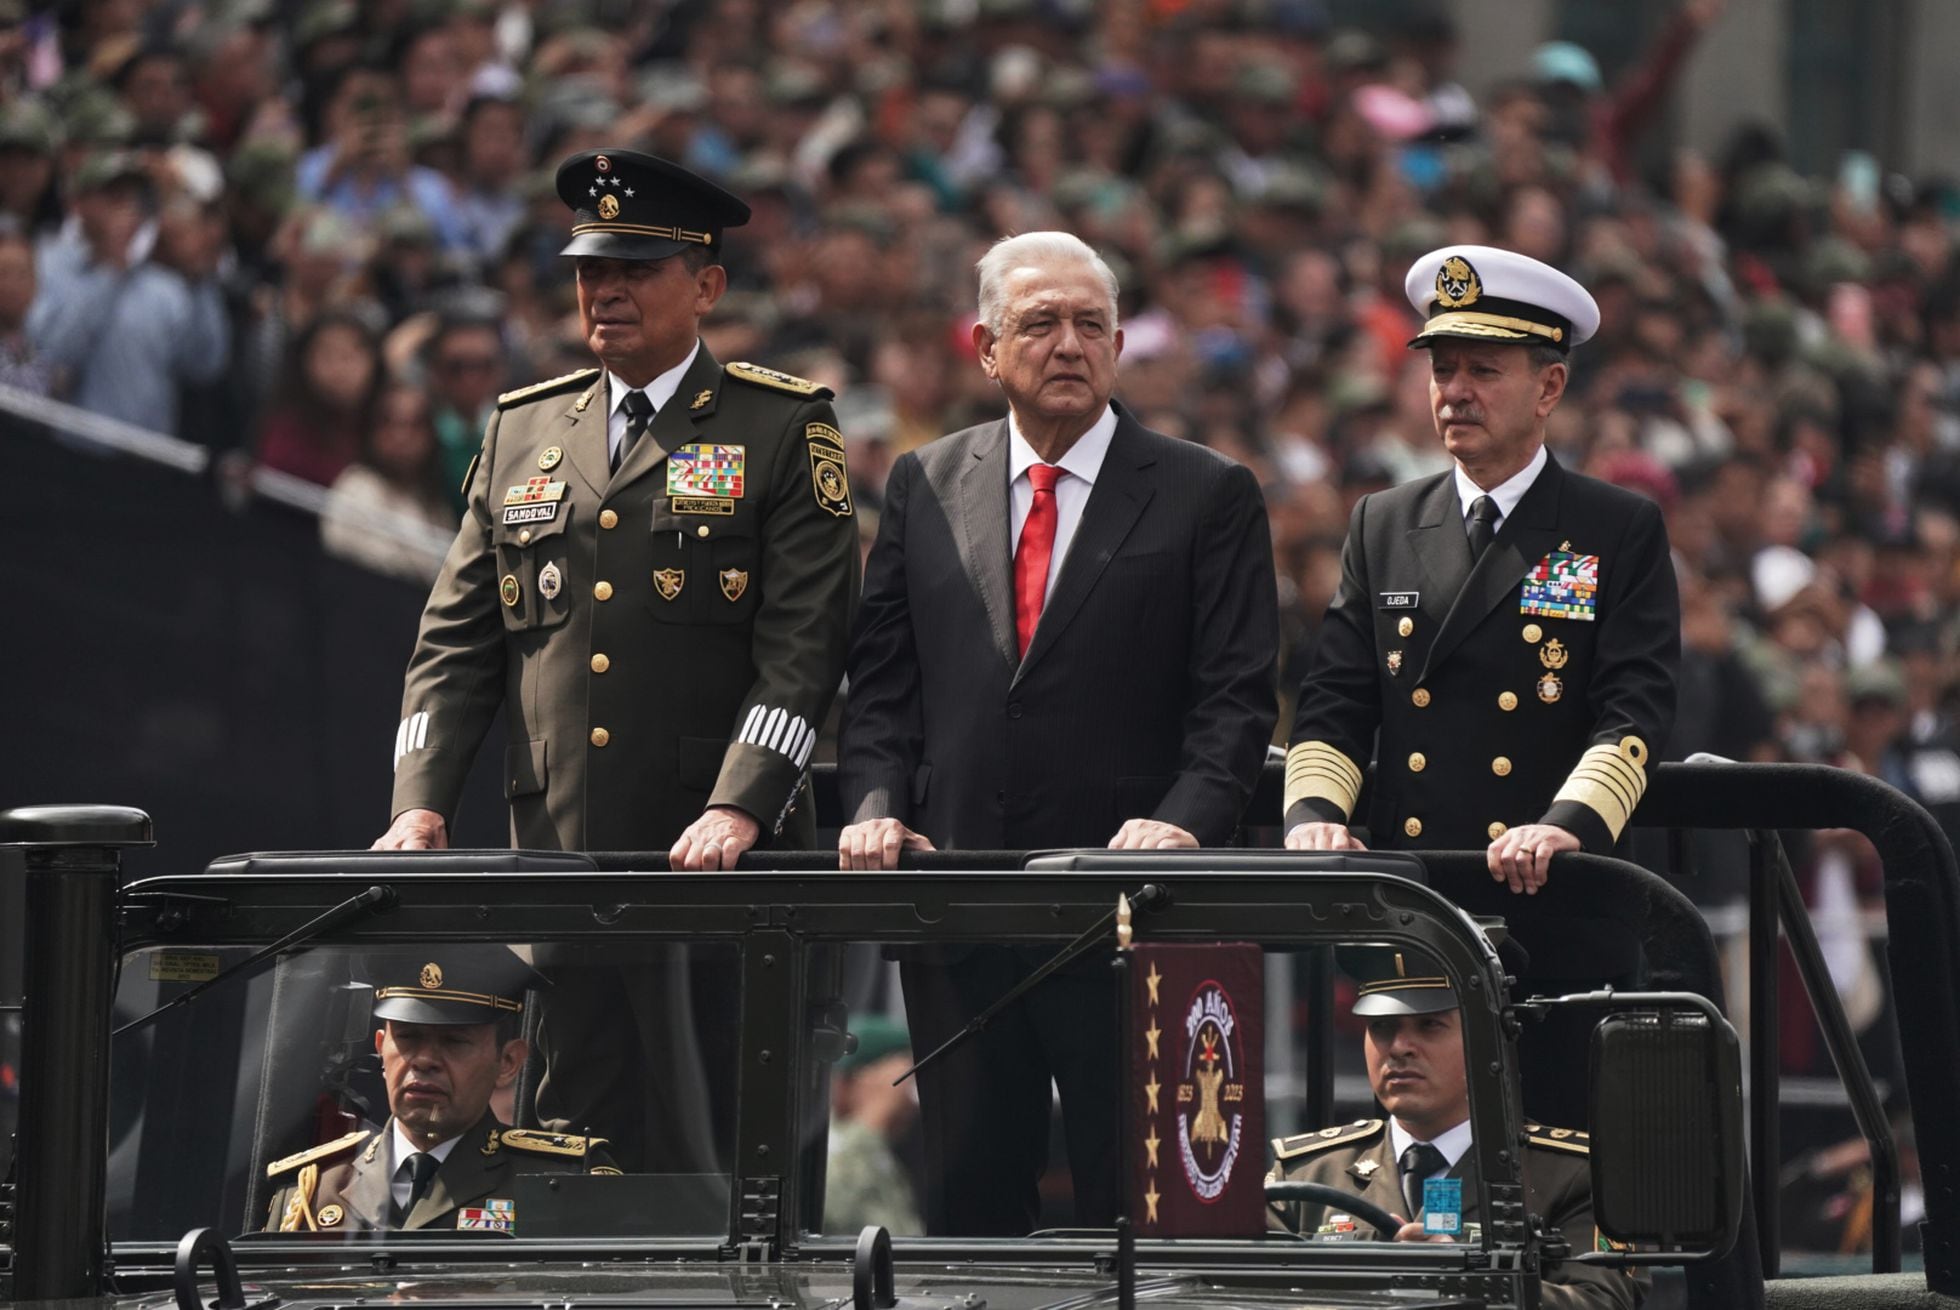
[1452,442,1548,537]
[605,338,701,467]
[388,1120,461,1210]
[1007,404,1118,599]
[1387,1114,1474,1208]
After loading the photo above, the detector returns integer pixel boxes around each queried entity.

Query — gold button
[1412,688,1431,708]
[1523,624,1543,643]
[599,509,619,530]
[593,580,613,601]
[1398,616,1414,638]
[518,528,532,545]
[1488,822,1508,840]
[696,525,710,539]
[1492,756,1512,777]
[1498,691,1518,712]
[1404,817,1423,839]
[1408,752,1426,772]
[590,727,610,747]
[591,653,610,674]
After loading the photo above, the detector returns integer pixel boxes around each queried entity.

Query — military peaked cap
[555,148,751,261]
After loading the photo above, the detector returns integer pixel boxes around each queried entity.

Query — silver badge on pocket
[538,562,562,600]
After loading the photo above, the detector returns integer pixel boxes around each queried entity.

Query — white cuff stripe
[393,712,430,771]
[735,706,816,766]
[413,711,429,750]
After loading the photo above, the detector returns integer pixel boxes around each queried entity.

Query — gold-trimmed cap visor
[366,946,546,1025]
[1340,946,1460,1016]
[1404,244,1600,350]
[555,148,751,261]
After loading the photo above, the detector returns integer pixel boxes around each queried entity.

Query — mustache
[1439,408,1484,425]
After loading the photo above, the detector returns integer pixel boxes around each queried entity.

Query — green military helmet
[366,945,546,1025]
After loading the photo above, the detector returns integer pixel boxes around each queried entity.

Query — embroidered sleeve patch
[806,424,852,517]
[1520,549,1599,620]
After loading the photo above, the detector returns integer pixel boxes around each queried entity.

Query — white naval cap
[1404,244,1600,352]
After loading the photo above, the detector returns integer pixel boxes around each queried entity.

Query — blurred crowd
[5,3,1960,853]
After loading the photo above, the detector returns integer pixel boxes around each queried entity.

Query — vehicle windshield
[105,864,1523,1252]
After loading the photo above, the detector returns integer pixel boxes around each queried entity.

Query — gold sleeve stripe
[1284,741,1363,818]
[1553,743,1651,841]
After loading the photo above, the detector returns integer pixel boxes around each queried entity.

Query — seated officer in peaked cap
[376,147,859,870]
[1285,244,1677,893]
[1267,948,1642,1309]
[264,947,616,1234]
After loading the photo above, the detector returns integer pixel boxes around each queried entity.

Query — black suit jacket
[840,406,1278,849]
[1286,453,1678,853]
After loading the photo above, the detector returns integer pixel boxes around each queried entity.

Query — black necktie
[1466,494,1500,560]
[1399,1141,1448,1221]
[614,389,654,473]
[394,1150,440,1223]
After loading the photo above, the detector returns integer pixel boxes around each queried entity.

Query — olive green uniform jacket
[390,346,859,852]
[263,1116,612,1234]
[1266,1118,1643,1310]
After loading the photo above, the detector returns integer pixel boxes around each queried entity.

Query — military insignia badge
[594,154,611,173]
[1386,649,1403,676]
[539,446,563,471]
[597,193,620,220]
[481,1130,502,1156]
[1521,550,1599,620]
[1352,1158,1381,1180]
[667,443,745,499]
[652,568,685,602]
[690,389,713,410]
[1537,672,1563,704]
[458,1200,515,1232]
[538,561,563,600]
[719,567,749,602]
[806,424,852,517]
[317,1204,344,1228]
[503,477,567,525]
[1539,638,1569,670]
[500,574,520,607]
[1434,255,1482,308]
[419,962,443,989]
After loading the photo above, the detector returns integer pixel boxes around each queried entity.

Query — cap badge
[1435,255,1482,309]
[597,193,620,221]
[594,155,610,173]
[420,963,444,989]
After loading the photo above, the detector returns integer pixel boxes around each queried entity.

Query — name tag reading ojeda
[1378,591,1419,610]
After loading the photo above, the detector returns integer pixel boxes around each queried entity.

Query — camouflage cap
[0,99,59,154]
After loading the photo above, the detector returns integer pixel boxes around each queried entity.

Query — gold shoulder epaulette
[1273,1118,1383,1161]
[1525,1123,1591,1155]
[726,360,832,399]
[497,368,601,410]
[500,1128,594,1158]
[266,1129,369,1178]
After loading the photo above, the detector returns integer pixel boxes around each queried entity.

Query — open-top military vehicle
[2,757,1957,1310]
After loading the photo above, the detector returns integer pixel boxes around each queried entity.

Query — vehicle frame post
[1,804,153,1302]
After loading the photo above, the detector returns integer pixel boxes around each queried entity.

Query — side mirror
[1587,1007,1744,1253]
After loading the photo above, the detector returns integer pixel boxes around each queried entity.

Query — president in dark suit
[837,231,1278,1234]
[1284,246,1678,894]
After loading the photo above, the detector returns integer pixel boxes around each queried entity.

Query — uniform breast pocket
[492,514,573,633]
[645,516,760,624]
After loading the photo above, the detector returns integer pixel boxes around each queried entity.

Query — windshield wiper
[116,884,398,1036]
[894,883,1170,1086]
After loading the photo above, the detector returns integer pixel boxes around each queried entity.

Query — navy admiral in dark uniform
[374,149,859,868]
[1266,948,1642,1310]
[264,949,615,1234]
[1284,245,1678,894]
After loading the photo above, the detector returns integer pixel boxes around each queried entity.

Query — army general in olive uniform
[375,149,858,867]
[1266,949,1642,1310]
[264,950,614,1235]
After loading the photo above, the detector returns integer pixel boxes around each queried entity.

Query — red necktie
[1013,463,1063,658]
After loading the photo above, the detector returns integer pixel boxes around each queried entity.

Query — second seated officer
[1283,245,1677,893]
[373,148,859,867]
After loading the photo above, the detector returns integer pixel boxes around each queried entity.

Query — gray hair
[975,231,1121,336]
